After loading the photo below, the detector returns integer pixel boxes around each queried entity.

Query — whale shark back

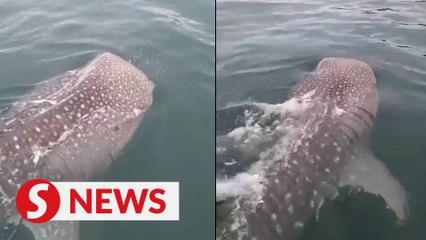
[0,52,154,240]
[0,52,153,181]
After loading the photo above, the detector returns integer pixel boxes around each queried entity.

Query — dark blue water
[0,0,215,239]
[217,0,426,239]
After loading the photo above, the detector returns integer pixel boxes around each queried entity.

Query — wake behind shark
[216,58,408,240]
[0,52,154,240]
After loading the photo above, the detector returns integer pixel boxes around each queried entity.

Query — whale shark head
[83,52,154,114]
[291,57,379,140]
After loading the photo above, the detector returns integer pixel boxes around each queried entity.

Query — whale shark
[216,58,408,240]
[0,52,154,240]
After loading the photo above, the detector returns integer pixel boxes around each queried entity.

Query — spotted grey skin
[217,58,379,240]
[0,52,153,239]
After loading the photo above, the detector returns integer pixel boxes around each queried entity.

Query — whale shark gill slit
[348,109,373,130]
[338,122,358,144]
[356,106,376,122]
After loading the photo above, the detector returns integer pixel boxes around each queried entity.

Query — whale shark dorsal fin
[338,145,409,222]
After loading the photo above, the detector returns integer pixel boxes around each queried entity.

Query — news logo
[16,179,179,223]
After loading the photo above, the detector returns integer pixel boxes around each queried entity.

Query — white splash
[217,90,328,237]
[31,148,45,165]
[332,105,347,116]
[216,173,264,202]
